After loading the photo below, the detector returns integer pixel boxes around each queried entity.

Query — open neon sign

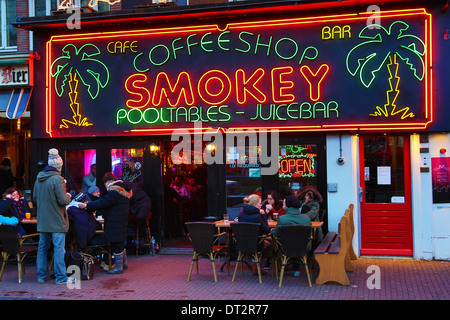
[45,8,433,137]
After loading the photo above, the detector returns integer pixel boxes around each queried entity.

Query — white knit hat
[48,148,63,170]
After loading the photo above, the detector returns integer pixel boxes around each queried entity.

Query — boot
[122,249,128,270]
[107,252,123,275]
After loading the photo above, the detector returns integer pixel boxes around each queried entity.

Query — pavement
[0,251,448,305]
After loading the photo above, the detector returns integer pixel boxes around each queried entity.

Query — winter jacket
[85,180,132,243]
[271,207,311,238]
[67,202,101,249]
[237,204,270,235]
[33,166,71,233]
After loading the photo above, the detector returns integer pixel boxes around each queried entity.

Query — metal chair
[0,225,39,283]
[276,224,313,287]
[185,222,229,282]
[231,222,266,284]
[131,210,154,257]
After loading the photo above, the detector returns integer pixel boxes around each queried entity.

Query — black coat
[68,204,100,249]
[238,204,270,235]
[85,181,132,243]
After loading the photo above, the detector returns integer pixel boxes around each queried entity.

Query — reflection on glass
[65,149,96,193]
[363,136,405,203]
[111,148,144,187]
[278,144,318,198]
[226,145,261,208]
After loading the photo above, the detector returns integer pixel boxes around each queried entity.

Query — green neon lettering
[116,109,127,124]
[218,105,231,122]
[275,104,287,120]
[175,106,188,122]
[328,101,339,117]
[218,31,231,51]
[298,46,319,65]
[128,108,142,124]
[133,52,149,73]
[189,106,200,122]
[200,32,214,53]
[186,34,198,56]
[254,34,272,56]
[206,105,218,121]
[275,38,298,60]
[143,108,160,124]
[149,44,170,66]
[300,102,312,119]
[235,32,253,53]
[313,102,327,118]
[286,103,299,119]
[172,37,184,59]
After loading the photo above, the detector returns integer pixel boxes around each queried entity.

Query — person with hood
[78,172,132,275]
[33,148,73,284]
[298,185,324,241]
[127,183,152,247]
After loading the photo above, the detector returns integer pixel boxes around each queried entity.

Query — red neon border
[45,8,433,137]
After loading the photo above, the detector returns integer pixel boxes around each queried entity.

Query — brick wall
[16,0,30,53]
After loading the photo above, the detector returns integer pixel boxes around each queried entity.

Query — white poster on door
[377,166,391,185]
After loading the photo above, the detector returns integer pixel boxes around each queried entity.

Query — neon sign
[44,8,433,138]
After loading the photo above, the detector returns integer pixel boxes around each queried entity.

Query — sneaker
[56,277,77,285]
[37,277,49,283]
[293,271,300,277]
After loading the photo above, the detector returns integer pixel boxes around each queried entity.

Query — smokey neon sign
[45,8,433,137]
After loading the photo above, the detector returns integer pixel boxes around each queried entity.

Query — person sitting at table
[0,195,19,226]
[237,193,272,275]
[1,188,27,235]
[272,195,311,277]
[261,190,285,220]
[67,192,101,251]
[7,187,32,220]
[298,186,324,241]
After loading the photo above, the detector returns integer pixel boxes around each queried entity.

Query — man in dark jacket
[79,172,132,275]
[33,148,72,284]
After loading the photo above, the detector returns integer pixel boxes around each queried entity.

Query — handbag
[80,253,95,280]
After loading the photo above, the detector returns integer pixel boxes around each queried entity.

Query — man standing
[81,163,96,194]
[33,148,73,284]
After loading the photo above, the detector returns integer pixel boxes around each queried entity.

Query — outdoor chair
[185,222,229,282]
[231,222,268,284]
[0,225,39,283]
[130,210,154,257]
[276,224,313,287]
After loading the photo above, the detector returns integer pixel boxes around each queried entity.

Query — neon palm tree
[51,43,110,128]
[346,21,426,119]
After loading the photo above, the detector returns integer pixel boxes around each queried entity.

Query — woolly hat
[88,186,100,194]
[48,148,63,170]
[284,195,301,208]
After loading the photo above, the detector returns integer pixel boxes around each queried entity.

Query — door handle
[359,187,364,202]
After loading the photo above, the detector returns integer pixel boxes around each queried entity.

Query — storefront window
[65,149,96,193]
[278,144,318,198]
[226,145,261,208]
[111,148,144,187]
[363,136,405,203]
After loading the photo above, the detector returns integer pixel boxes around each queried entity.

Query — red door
[359,135,413,256]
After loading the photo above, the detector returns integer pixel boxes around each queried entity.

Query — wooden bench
[314,212,351,285]
[347,203,357,261]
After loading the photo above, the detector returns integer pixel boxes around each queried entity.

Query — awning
[0,87,33,119]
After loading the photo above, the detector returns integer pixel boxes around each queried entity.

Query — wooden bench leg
[315,254,350,286]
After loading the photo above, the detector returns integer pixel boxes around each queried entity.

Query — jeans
[37,232,68,283]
